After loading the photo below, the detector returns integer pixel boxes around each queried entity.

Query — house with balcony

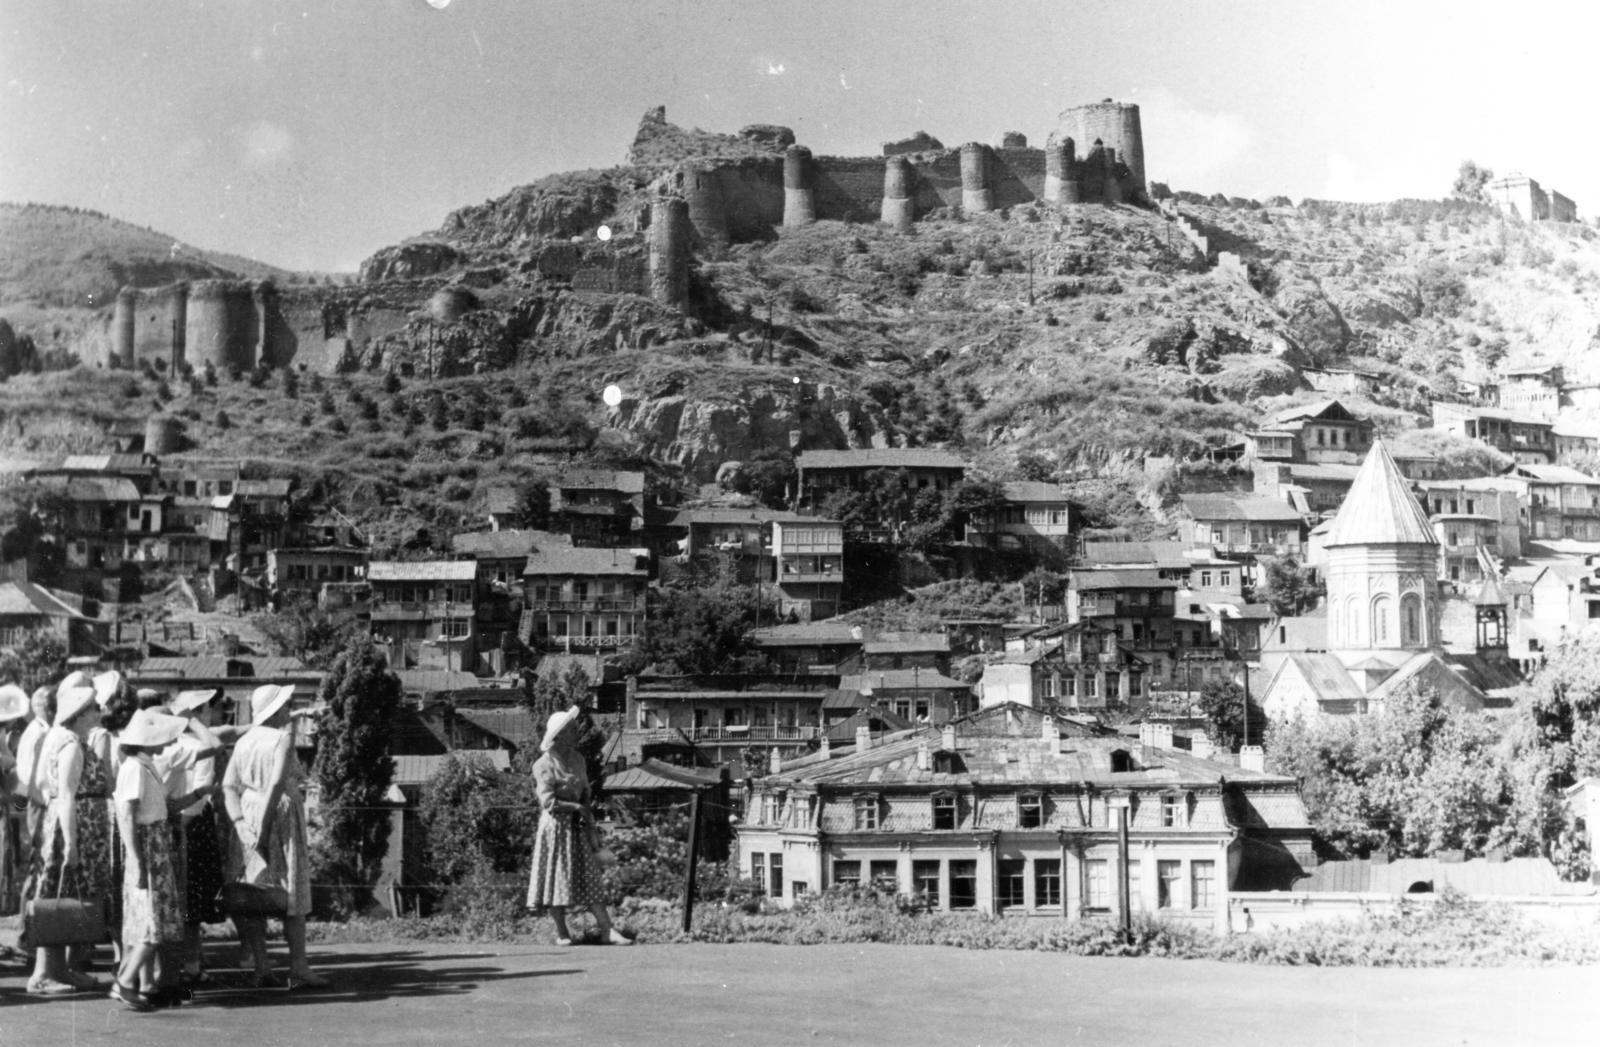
[267,547,369,599]
[1497,363,1564,420]
[1245,400,1374,465]
[55,477,145,573]
[751,621,866,674]
[966,482,1074,552]
[1431,402,1555,464]
[737,703,1314,920]
[834,666,974,725]
[625,672,840,770]
[521,544,648,652]
[1416,479,1523,586]
[671,507,777,581]
[550,470,646,545]
[1176,494,1308,563]
[770,515,844,621]
[1504,463,1600,542]
[1251,461,1359,516]
[979,622,1143,710]
[366,561,480,672]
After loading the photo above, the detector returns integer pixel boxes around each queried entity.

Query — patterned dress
[115,754,182,949]
[29,729,116,914]
[526,748,604,912]
[224,726,311,918]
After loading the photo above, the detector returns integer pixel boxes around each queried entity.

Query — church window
[1402,596,1421,645]
[1373,596,1392,644]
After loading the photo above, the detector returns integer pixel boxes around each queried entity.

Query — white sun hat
[54,685,98,728]
[250,683,296,726]
[0,683,28,722]
[119,708,188,749]
[540,705,583,753]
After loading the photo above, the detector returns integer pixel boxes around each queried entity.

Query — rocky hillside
[6,110,1600,546]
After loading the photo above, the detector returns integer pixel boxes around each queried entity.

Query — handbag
[220,882,290,918]
[24,870,108,948]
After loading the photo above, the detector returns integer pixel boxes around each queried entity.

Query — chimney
[1139,722,1156,749]
[1153,724,1173,750]
[941,723,957,752]
[916,739,930,770]
[1042,714,1059,744]
[1238,745,1265,773]
[855,725,873,751]
[818,734,831,759]
[769,747,783,775]
[1191,735,1215,761]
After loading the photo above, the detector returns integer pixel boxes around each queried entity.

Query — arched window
[1372,595,1392,645]
[1402,594,1422,646]
[1346,596,1361,647]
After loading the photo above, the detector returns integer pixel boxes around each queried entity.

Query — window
[949,860,977,910]
[1373,596,1391,644]
[833,860,861,888]
[870,860,898,890]
[913,860,941,906]
[761,794,780,824]
[769,853,784,898]
[1041,674,1056,699]
[1034,859,1062,907]
[751,853,766,894]
[1191,860,1216,909]
[1085,860,1110,909]
[932,794,957,831]
[442,619,469,639]
[1062,676,1076,700]
[1160,794,1183,828]
[1220,571,1231,587]
[1018,793,1044,829]
[853,796,879,830]
[1127,861,1144,911]
[1200,571,1212,587]
[997,859,1026,909]
[1157,860,1181,909]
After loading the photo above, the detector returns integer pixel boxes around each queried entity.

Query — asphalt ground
[0,939,1591,1046]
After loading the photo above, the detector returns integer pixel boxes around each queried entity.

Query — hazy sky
[3,0,1596,272]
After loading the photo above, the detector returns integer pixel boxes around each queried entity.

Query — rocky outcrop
[605,382,890,480]
[435,170,642,252]
[359,242,464,284]
[628,106,786,169]
[1274,275,1351,363]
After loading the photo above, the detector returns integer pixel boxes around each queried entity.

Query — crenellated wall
[185,279,258,372]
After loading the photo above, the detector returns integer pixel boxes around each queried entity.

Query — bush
[214,409,231,430]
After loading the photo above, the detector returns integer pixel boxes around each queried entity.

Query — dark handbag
[24,870,108,948]
[220,882,290,918]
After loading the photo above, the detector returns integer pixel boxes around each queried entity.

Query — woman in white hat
[25,676,115,995]
[109,708,189,1012]
[12,687,56,907]
[161,688,228,983]
[90,669,138,957]
[525,706,631,946]
[0,683,30,917]
[222,684,327,987]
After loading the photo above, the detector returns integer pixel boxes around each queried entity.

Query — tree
[418,753,539,884]
[382,370,401,395]
[1195,678,1264,750]
[0,629,67,692]
[619,556,766,675]
[281,367,299,399]
[521,662,607,789]
[514,479,551,530]
[725,448,796,509]
[311,640,404,903]
[253,596,359,670]
[1450,160,1494,205]
[1252,556,1322,616]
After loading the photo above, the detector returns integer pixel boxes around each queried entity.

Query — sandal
[27,977,77,996]
[289,969,331,989]
[601,928,635,946]
[247,972,284,990]
[109,981,153,1012]
[554,936,575,947]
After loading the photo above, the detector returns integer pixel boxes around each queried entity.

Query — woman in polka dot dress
[525,707,630,946]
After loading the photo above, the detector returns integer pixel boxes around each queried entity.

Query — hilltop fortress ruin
[100,99,1149,373]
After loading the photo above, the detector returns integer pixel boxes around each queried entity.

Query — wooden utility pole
[681,789,704,933]
[1116,804,1131,940]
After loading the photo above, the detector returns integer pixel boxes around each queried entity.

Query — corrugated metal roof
[1283,653,1365,702]
[841,669,968,691]
[0,582,87,619]
[1001,481,1069,503]
[603,758,722,792]
[863,633,949,654]
[1179,494,1305,523]
[1079,540,1196,567]
[1325,441,1438,547]
[751,622,863,646]
[133,656,313,679]
[797,448,966,470]
[1070,569,1177,591]
[369,561,479,582]
[450,529,568,559]
[454,708,539,748]
[393,750,510,786]
[554,470,646,495]
[523,545,647,577]
[395,670,482,693]
[1295,857,1595,896]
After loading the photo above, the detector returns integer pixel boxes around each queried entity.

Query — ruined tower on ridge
[1057,100,1145,194]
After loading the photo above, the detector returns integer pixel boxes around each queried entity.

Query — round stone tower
[1101,145,1124,205]
[782,145,815,228]
[185,279,257,372]
[681,163,729,247]
[1324,440,1441,651]
[649,196,690,312]
[880,155,915,231]
[959,143,992,213]
[144,415,182,455]
[113,287,137,368]
[428,286,480,323]
[1044,134,1078,205]
[1058,100,1145,193]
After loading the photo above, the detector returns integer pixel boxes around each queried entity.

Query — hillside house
[550,470,646,544]
[1176,494,1307,560]
[979,622,1141,710]
[967,482,1074,551]
[1498,363,1564,420]
[770,515,844,621]
[0,581,106,658]
[625,673,839,769]
[1252,461,1360,516]
[835,667,974,724]
[522,544,648,652]
[1431,402,1555,464]
[1245,400,1373,465]
[1506,463,1600,542]
[795,448,967,524]
[366,561,479,672]
[751,621,864,674]
[267,547,368,598]
[737,704,1314,924]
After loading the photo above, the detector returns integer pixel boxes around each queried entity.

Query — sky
[3,0,1598,273]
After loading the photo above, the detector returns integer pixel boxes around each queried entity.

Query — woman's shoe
[602,928,635,946]
[65,970,101,991]
[247,971,283,990]
[288,968,330,989]
[148,986,194,1007]
[554,936,574,947]
[26,977,77,996]
[109,981,153,1012]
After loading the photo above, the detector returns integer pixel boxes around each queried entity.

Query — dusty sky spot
[242,120,294,166]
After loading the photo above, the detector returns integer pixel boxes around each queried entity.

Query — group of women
[1,672,327,1011]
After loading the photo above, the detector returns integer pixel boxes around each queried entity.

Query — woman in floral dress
[525,706,631,946]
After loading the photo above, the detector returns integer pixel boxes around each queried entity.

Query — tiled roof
[1325,441,1438,547]
[603,758,723,792]
[863,633,949,655]
[395,670,483,694]
[1510,463,1600,485]
[797,448,966,470]
[554,470,646,495]
[840,669,969,691]
[454,707,540,748]
[369,561,479,582]
[0,582,87,619]
[1179,494,1304,523]
[1079,540,1194,566]
[1070,568,1177,591]
[1281,653,1364,702]
[450,529,569,559]
[64,477,141,502]
[1001,481,1069,503]
[1294,856,1594,896]
[392,750,510,787]
[523,545,646,577]
[751,622,863,646]
[236,479,292,497]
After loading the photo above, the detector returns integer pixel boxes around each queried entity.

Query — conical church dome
[1324,439,1438,547]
